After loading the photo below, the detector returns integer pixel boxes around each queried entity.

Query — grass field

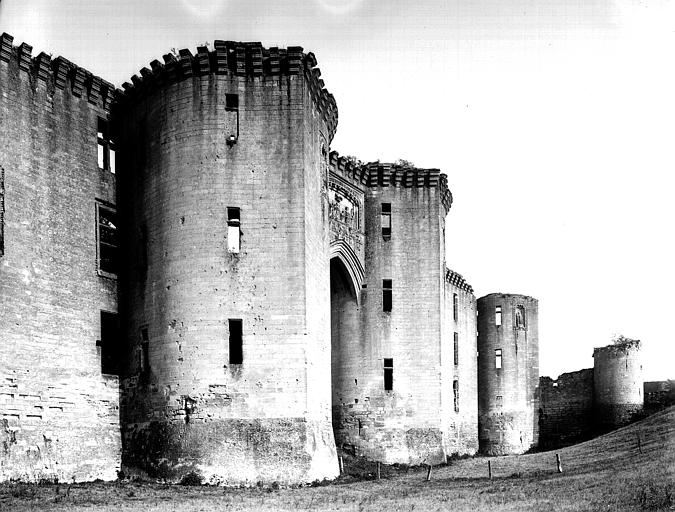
[1,406,673,511]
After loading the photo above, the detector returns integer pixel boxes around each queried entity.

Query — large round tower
[477,293,539,455]
[114,42,338,484]
[593,338,643,431]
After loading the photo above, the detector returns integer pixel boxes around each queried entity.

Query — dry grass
[1,406,673,511]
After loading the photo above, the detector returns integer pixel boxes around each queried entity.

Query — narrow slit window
[96,202,118,275]
[381,203,391,239]
[99,311,120,375]
[229,319,243,364]
[382,279,392,312]
[225,94,240,144]
[495,348,502,369]
[454,332,459,366]
[140,327,149,373]
[453,293,458,321]
[384,358,393,391]
[495,305,502,326]
[227,207,240,253]
[453,380,459,413]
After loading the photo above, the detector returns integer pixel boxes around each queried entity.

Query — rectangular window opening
[229,319,243,364]
[97,117,115,173]
[97,202,118,275]
[381,203,391,240]
[384,358,393,391]
[453,380,459,413]
[454,333,459,366]
[495,348,502,369]
[453,293,458,321]
[382,279,392,312]
[99,311,120,375]
[225,94,239,111]
[495,305,502,326]
[227,207,241,253]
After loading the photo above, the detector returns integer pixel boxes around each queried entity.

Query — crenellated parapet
[364,162,453,214]
[0,33,116,112]
[329,151,368,189]
[328,152,453,214]
[116,41,338,141]
[445,268,474,294]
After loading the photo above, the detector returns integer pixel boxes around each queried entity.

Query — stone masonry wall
[539,369,594,449]
[0,35,121,482]
[477,294,539,455]
[644,380,675,414]
[593,339,643,431]
[115,44,338,484]
[441,271,478,456]
[332,168,450,465]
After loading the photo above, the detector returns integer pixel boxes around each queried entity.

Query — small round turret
[593,337,643,431]
[477,293,539,455]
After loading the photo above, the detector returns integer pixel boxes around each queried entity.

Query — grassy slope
[1,406,673,512]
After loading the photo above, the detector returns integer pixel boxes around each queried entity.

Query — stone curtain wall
[539,369,594,449]
[0,34,120,482]
[644,380,675,413]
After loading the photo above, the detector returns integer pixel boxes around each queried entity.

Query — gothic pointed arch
[329,240,364,300]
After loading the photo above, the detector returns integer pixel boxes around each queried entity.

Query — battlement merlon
[445,268,474,294]
[116,41,338,142]
[0,33,117,112]
[365,162,452,215]
[328,151,453,215]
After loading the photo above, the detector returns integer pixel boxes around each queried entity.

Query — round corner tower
[477,293,539,455]
[114,42,338,484]
[593,338,643,431]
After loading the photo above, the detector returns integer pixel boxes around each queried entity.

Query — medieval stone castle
[0,34,649,485]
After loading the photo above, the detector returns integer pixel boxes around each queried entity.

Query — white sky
[1,0,673,381]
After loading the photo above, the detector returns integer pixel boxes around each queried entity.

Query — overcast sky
[1,0,673,381]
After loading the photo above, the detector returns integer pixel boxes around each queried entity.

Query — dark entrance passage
[330,256,360,447]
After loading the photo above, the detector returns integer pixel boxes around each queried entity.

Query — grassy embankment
[1,406,673,511]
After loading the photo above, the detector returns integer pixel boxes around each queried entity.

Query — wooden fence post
[556,453,562,473]
[426,464,432,481]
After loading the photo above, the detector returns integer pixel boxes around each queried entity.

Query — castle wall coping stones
[0,33,116,112]
[478,292,538,303]
[593,338,641,357]
[116,40,338,142]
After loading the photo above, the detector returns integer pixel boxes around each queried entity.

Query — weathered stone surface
[593,339,643,431]
[477,294,539,456]
[539,369,594,449]
[0,39,120,482]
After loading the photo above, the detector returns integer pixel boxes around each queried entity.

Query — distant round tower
[593,338,643,431]
[114,42,338,484]
[477,293,539,455]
